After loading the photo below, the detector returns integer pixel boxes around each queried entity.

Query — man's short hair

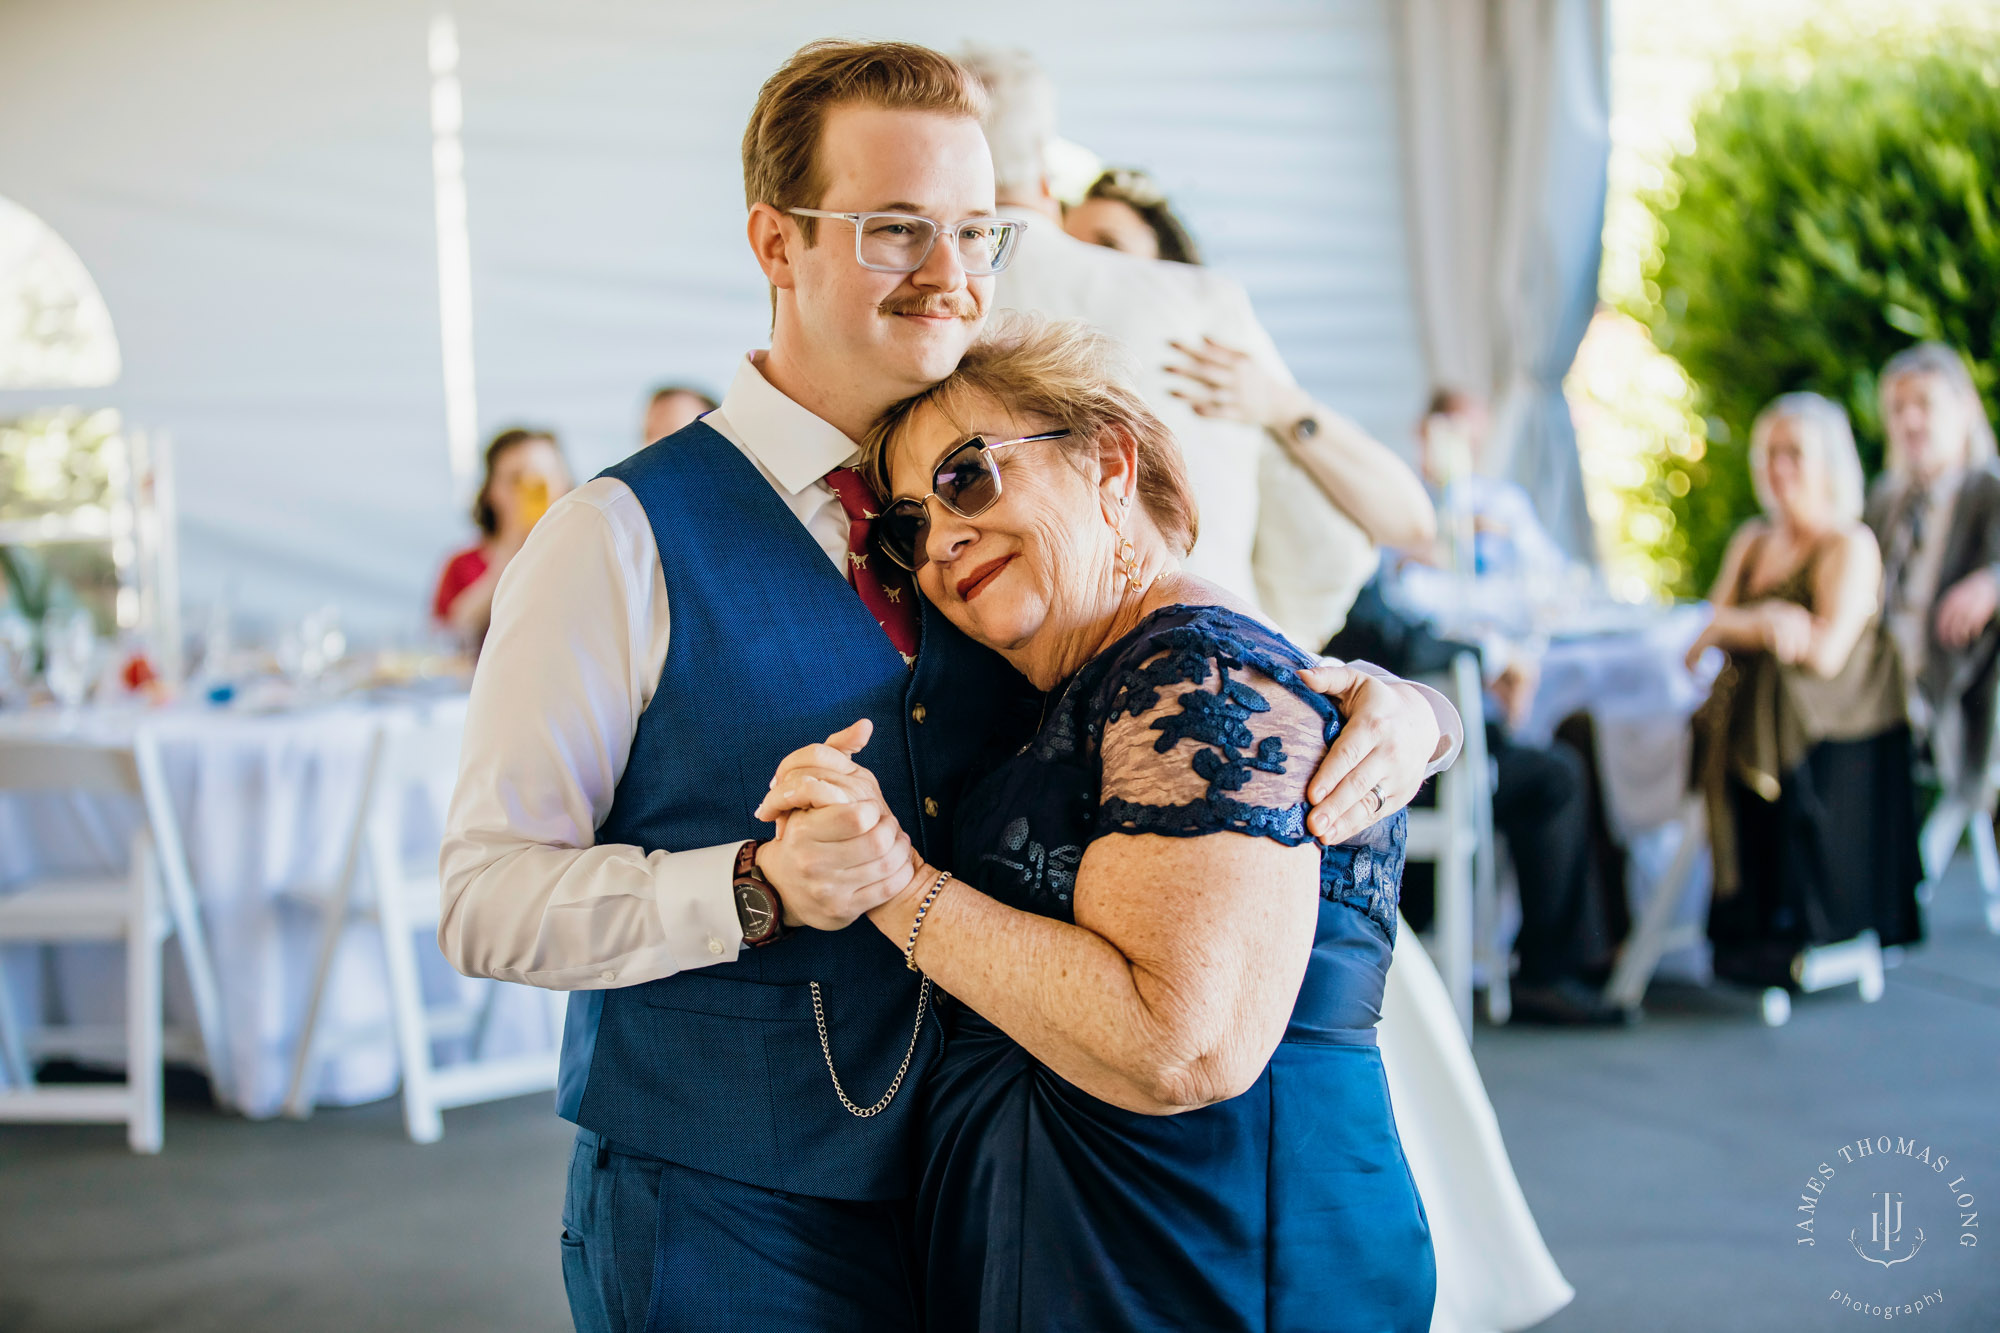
[648,384,718,413]
[957,46,1057,199]
[742,40,986,245]
[1425,387,1477,419]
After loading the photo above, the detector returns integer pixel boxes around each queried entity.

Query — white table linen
[1521,604,1717,984]
[0,695,556,1118]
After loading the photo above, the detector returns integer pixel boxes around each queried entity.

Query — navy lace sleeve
[1091,607,1406,941]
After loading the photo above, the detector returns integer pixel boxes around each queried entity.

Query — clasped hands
[749,665,1444,933]
[750,720,920,932]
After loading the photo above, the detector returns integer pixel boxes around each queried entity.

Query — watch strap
[733,840,784,947]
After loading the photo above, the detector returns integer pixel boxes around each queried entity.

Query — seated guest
[433,427,572,649]
[1863,342,2000,802]
[640,383,718,444]
[1410,388,1572,582]
[1686,393,1923,988]
[1328,571,1626,1024]
[1063,167,1202,264]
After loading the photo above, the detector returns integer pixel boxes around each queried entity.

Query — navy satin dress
[917,605,1435,1332]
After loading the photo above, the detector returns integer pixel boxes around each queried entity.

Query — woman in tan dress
[1685,392,1924,988]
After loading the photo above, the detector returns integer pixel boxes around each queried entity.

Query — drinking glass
[42,607,97,715]
[515,475,552,529]
[0,611,32,707]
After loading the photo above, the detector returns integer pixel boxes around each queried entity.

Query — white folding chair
[0,730,229,1152]
[1603,792,1709,1017]
[281,703,561,1143]
[1604,790,1886,1027]
[1407,653,1503,1035]
[1918,754,2000,936]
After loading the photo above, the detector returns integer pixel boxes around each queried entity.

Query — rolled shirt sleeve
[437,480,745,990]
[1347,660,1464,778]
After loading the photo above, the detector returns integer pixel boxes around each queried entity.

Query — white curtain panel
[1394,0,1610,562]
[0,0,1427,639]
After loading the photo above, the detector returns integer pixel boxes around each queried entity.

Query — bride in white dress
[1383,921,1574,1332]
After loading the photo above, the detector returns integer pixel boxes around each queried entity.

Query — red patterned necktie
[823,466,921,666]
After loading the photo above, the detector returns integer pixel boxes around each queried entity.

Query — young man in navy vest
[440,39,1458,1332]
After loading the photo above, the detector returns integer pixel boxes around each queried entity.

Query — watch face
[735,883,776,940]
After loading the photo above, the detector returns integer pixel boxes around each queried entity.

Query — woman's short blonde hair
[1748,391,1866,524]
[863,314,1200,556]
[1877,341,1998,475]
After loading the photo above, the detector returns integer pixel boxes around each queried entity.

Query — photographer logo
[1796,1134,1978,1321]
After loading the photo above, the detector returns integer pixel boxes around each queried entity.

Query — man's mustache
[879,292,980,320]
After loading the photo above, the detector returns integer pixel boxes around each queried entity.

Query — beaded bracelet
[903,869,955,972]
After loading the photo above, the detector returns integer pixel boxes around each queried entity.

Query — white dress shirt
[439,352,1462,992]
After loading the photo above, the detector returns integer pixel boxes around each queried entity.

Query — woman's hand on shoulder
[1164,336,1311,430]
[751,720,921,931]
[1293,662,1439,846]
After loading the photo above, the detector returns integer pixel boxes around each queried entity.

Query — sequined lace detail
[1082,608,1406,940]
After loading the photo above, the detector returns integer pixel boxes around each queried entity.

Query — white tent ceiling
[0,0,1427,638]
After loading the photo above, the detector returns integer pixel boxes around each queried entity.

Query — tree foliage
[1633,38,2000,597]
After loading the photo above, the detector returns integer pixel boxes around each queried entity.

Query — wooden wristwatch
[733,840,785,948]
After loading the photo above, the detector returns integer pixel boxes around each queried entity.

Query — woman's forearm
[1700,604,1769,653]
[1799,533,1881,678]
[445,571,499,637]
[1282,411,1437,550]
[870,867,1275,1116]
[1799,600,1873,678]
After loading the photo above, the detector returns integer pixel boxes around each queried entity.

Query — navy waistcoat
[557,420,1031,1201]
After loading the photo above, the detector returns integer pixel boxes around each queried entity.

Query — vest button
[923,797,940,818]
[912,704,927,723]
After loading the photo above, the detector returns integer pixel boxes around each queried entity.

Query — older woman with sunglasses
[756,316,1434,1333]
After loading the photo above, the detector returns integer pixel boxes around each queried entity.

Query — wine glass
[42,607,97,717]
[0,611,32,707]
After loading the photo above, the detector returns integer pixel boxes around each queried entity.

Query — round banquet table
[0,692,558,1118]
[1515,602,1720,984]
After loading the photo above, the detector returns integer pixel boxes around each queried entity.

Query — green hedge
[1633,41,2000,597]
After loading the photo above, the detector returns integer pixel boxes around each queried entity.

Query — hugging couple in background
[439,39,1461,1332]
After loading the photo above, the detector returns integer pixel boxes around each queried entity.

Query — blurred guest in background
[1063,167,1202,264]
[1409,388,1571,582]
[1327,572,1626,1025]
[1863,342,2000,804]
[964,45,1433,649]
[1686,392,1923,989]
[641,383,719,444]
[433,427,573,647]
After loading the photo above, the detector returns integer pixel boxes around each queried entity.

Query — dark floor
[1480,865,2000,1333]
[0,1090,574,1333]
[2,872,1997,1333]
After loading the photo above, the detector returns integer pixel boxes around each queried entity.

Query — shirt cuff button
[707,937,725,954]
[599,970,615,983]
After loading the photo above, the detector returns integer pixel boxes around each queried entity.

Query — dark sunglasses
[876,430,1073,571]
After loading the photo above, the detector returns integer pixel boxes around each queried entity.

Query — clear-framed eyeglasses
[786,208,1027,276]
